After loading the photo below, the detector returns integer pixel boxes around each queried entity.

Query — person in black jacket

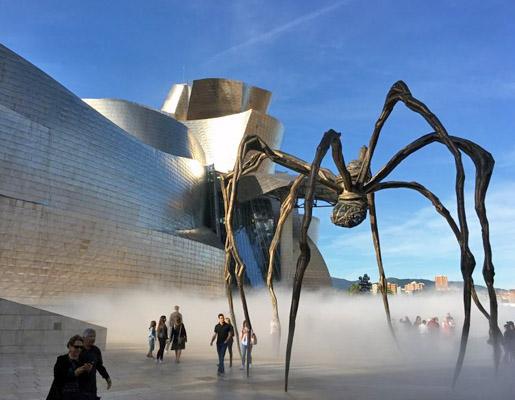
[80,329,111,399]
[47,335,92,400]
[170,315,187,363]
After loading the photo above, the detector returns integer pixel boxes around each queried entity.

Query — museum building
[0,44,331,306]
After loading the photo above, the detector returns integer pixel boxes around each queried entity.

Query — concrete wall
[0,298,107,354]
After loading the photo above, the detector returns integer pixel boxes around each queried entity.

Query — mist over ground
[45,287,515,396]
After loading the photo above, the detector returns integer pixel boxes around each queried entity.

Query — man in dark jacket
[80,329,112,400]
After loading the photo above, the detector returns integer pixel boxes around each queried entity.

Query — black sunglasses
[72,345,84,349]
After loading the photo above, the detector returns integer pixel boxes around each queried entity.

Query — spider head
[330,193,368,228]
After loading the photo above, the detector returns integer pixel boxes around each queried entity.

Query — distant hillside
[331,277,356,291]
[332,276,492,291]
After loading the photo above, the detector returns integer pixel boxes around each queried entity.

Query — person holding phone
[46,335,92,399]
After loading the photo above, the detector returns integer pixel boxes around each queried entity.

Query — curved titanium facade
[83,98,205,162]
[0,45,332,305]
[185,78,272,120]
[0,45,224,303]
[162,84,190,121]
[284,214,332,289]
[184,110,284,174]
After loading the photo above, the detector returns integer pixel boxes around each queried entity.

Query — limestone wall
[0,298,107,354]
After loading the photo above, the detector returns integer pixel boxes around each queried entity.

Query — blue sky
[1,0,514,288]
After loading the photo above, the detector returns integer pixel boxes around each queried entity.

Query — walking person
[225,317,235,368]
[170,315,187,363]
[156,315,168,364]
[46,335,92,400]
[147,320,157,358]
[80,328,112,399]
[210,313,232,376]
[240,320,255,370]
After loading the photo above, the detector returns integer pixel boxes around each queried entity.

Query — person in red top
[427,317,440,335]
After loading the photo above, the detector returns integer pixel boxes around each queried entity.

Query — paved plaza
[1,341,514,400]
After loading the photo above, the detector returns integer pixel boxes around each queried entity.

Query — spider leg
[222,136,257,376]
[219,177,243,360]
[267,175,305,355]
[329,132,353,191]
[372,180,491,384]
[225,134,340,192]
[365,132,500,377]
[285,129,340,392]
[366,193,398,344]
[223,133,341,378]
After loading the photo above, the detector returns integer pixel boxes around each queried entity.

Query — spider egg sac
[330,199,368,228]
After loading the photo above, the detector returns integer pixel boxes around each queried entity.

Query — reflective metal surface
[0,45,331,305]
[161,83,190,121]
[84,98,205,162]
[184,110,284,173]
[0,45,224,303]
[186,78,272,120]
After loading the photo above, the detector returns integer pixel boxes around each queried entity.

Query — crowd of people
[398,312,457,336]
[149,305,258,377]
[46,328,111,400]
[46,305,260,398]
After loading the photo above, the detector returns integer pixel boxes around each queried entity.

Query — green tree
[348,282,360,294]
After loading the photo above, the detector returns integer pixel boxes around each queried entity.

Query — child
[147,320,157,358]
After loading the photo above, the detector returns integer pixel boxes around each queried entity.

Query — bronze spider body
[220,81,500,391]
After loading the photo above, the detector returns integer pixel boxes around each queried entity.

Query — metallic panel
[291,212,332,289]
[0,43,331,305]
[186,78,272,120]
[84,98,205,163]
[0,44,225,304]
[161,83,190,121]
[184,110,284,174]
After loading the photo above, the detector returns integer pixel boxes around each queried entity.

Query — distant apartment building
[510,289,515,304]
[387,282,399,294]
[498,290,510,303]
[435,275,449,291]
[404,281,425,292]
[372,283,379,294]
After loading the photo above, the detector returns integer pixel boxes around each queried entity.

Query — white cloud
[201,1,350,67]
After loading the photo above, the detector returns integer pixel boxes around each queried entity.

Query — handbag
[251,333,258,345]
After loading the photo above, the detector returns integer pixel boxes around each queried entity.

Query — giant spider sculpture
[219,81,501,391]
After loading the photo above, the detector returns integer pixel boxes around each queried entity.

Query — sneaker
[249,364,252,369]
[159,360,162,364]
[239,365,244,370]
[155,359,159,363]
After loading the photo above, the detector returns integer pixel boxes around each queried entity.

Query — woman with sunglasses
[46,334,93,399]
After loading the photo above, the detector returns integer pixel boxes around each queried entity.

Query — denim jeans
[216,342,228,373]
[241,343,252,365]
